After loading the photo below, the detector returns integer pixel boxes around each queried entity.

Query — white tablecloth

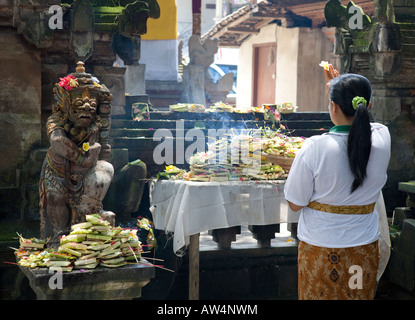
[149,179,299,255]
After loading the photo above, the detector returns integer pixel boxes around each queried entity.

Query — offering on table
[18,234,48,249]
[277,103,297,114]
[157,165,186,180]
[261,131,306,171]
[188,104,205,113]
[156,128,306,181]
[251,106,264,113]
[208,101,234,113]
[169,103,190,112]
[169,103,206,113]
[261,133,305,158]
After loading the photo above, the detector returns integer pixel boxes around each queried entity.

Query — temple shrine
[1,0,415,302]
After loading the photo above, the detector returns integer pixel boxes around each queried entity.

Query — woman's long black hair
[329,74,372,193]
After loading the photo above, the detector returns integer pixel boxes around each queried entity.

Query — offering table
[18,262,155,300]
[149,179,299,299]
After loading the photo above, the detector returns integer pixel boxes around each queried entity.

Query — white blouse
[284,123,391,248]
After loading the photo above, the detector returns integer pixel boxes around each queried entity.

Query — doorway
[252,43,277,108]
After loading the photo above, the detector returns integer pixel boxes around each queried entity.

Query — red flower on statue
[59,74,79,91]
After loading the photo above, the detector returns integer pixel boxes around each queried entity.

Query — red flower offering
[59,75,79,91]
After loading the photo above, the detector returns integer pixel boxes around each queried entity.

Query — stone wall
[0,30,42,188]
[0,1,155,220]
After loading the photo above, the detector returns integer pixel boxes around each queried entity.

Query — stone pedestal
[181,65,206,105]
[385,219,415,293]
[125,64,146,96]
[209,226,241,249]
[385,181,415,295]
[18,262,155,300]
[249,224,280,248]
[205,72,234,105]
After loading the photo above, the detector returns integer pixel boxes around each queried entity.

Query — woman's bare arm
[287,201,304,212]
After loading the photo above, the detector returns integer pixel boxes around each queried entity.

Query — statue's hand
[82,142,101,168]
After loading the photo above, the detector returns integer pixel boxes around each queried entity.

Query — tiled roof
[202,0,375,47]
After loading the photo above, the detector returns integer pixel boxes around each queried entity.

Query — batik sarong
[298,240,379,300]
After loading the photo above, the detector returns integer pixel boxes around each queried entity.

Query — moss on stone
[94,5,124,14]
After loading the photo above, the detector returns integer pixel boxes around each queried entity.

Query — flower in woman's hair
[319,61,330,71]
[82,142,90,152]
[59,75,79,91]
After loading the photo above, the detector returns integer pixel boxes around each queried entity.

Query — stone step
[110,121,332,135]
[146,80,184,91]
[148,97,182,109]
[395,13,415,23]
[402,36,415,45]
[115,111,331,121]
[403,44,415,52]
[110,125,329,177]
[399,24,415,33]
[111,127,328,141]
[393,0,415,6]
[92,5,123,32]
[394,6,415,18]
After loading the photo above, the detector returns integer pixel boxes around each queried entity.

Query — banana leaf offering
[13,214,144,272]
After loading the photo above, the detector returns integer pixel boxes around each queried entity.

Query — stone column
[93,66,126,116]
[192,0,202,36]
[181,64,206,104]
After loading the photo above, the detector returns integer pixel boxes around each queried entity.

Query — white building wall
[236,23,300,110]
[275,26,299,107]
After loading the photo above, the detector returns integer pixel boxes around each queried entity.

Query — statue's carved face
[69,90,98,128]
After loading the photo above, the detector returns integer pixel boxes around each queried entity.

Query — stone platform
[18,262,155,300]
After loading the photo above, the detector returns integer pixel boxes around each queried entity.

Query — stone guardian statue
[39,62,115,245]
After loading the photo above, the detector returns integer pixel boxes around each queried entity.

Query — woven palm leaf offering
[277,102,297,114]
[157,165,186,180]
[12,214,152,272]
[169,103,189,112]
[188,103,205,113]
[188,151,221,181]
[261,130,306,172]
[208,101,234,113]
